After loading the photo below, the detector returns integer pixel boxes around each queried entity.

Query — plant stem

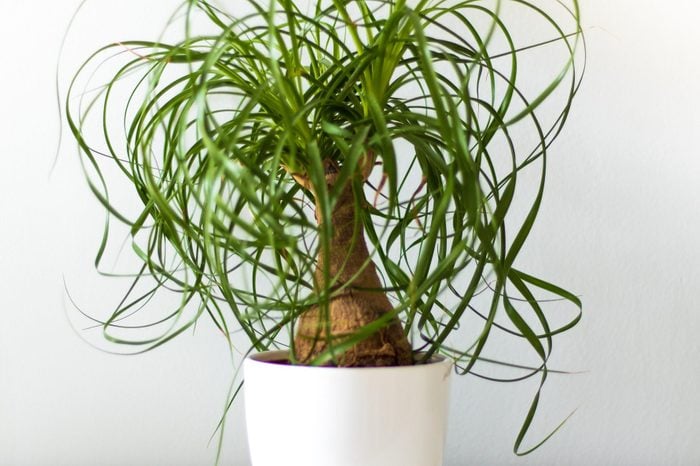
[293,165,413,367]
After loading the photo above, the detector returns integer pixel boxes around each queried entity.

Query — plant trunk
[293,178,413,367]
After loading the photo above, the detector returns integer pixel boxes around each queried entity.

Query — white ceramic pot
[244,350,452,466]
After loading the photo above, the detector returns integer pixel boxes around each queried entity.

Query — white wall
[1,1,699,464]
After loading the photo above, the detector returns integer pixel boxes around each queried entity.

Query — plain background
[1,0,699,464]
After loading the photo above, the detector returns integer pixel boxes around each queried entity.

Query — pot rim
[245,349,452,372]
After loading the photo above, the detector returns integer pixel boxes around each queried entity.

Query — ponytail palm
[66,0,583,452]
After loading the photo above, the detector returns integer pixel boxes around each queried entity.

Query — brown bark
[292,161,413,367]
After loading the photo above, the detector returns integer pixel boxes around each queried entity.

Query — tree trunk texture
[293,174,413,367]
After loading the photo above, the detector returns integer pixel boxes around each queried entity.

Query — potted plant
[65,0,583,464]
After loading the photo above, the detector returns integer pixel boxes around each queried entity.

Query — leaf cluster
[65,0,583,454]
